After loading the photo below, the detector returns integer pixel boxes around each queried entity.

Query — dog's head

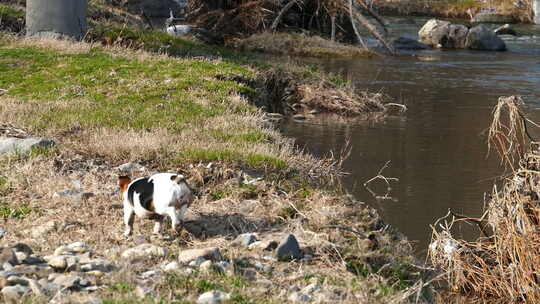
[118,175,132,195]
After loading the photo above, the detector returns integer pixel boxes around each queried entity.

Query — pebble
[178,247,222,264]
[248,240,278,251]
[197,290,231,304]
[0,248,18,266]
[163,261,181,272]
[2,285,30,303]
[301,282,319,294]
[199,260,214,273]
[288,292,312,302]
[233,233,258,247]
[275,234,302,261]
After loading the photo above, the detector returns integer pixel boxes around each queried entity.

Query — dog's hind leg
[123,200,135,237]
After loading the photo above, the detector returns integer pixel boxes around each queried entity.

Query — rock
[189,256,207,267]
[391,36,430,50]
[248,240,278,251]
[13,252,28,264]
[31,220,56,238]
[139,270,163,280]
[0,137,55,155]
[0,248,18,266]
[465,25,507,51]
[163,261,181,272]
[214,261,231,274]
[0,228,6,239]
[135,285,156,298]
[197,290,231,304]
[2,285,30,303]
[12,264,53,277]
[0,270,21,279]
[288,292,311,302]
[472,12,515,24]
[254,262,272,273]
[199,260,214,273]
[178,247,222,264]
[52,274,88,289]
[121,244,167,260]
[418,19,451,47]
[418,19,468,48]
[117,162,145,172]
[166,25,193,37]
[275,234,302,261]
[44,255,68,269]
[6,276,28,286]
[233,233,258,247]
[53,190,94,202]
[11,243,33,256]
[494,24,518,36]
[301,283,319,294]
[80,260,114,272]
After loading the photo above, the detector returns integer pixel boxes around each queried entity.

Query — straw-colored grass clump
[429,96,540,302]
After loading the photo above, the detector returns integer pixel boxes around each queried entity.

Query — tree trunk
[534,0,540,24]
[26,0,87,40]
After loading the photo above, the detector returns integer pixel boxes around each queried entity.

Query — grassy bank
[0,31,427,303]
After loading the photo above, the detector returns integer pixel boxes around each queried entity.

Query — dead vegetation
[258,68,392,117]
[187,0,395,53]
[232,32,374,58]
[429,96,540,302]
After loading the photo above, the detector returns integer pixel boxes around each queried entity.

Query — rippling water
[280,19,540,255]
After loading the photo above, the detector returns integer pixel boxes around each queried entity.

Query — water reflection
[280,19,540,255]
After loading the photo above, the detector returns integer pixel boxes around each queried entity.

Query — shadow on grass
[184,212,276,239]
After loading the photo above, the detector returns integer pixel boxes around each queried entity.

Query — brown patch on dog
[118,175,131,194]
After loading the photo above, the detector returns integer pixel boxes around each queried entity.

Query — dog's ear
[118,175,131,193]
[170,174,185,183]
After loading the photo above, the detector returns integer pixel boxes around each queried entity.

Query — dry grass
[429,96,540,302]
[232,32,374,58]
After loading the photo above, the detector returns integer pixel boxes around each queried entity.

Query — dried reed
[429,96,540,302]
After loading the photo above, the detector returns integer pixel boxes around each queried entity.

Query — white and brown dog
[118,173,193,237]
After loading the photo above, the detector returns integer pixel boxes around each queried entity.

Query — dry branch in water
[430,95,540,302]
[364,160,399,201]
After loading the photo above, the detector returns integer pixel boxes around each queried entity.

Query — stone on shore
[178,247,222,264]
[0,137,55,155]
[275,234,302,261]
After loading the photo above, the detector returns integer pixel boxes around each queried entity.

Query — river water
[280,18,540,255]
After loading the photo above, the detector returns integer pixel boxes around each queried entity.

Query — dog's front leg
[166,207,181,234]
[153,215,164,235]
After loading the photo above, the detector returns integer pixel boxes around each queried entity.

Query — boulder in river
[466,25,507,51]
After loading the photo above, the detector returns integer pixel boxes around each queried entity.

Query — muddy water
[280,19,540,255]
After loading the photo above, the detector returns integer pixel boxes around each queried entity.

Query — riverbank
[0,13,429,304]
[376,0,533,23]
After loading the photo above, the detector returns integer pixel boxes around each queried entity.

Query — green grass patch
[110,282,135,292]
[0,5,24,19]
[0,203,33,219]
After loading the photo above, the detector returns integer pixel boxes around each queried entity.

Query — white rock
[197,290,231,304]
[0,137,55,155]
[163,261,181,272]
[199,260,214,273]
[301,283,319,294]
[2,285,30,303]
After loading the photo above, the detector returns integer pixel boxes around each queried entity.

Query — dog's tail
[118,175,131,195]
